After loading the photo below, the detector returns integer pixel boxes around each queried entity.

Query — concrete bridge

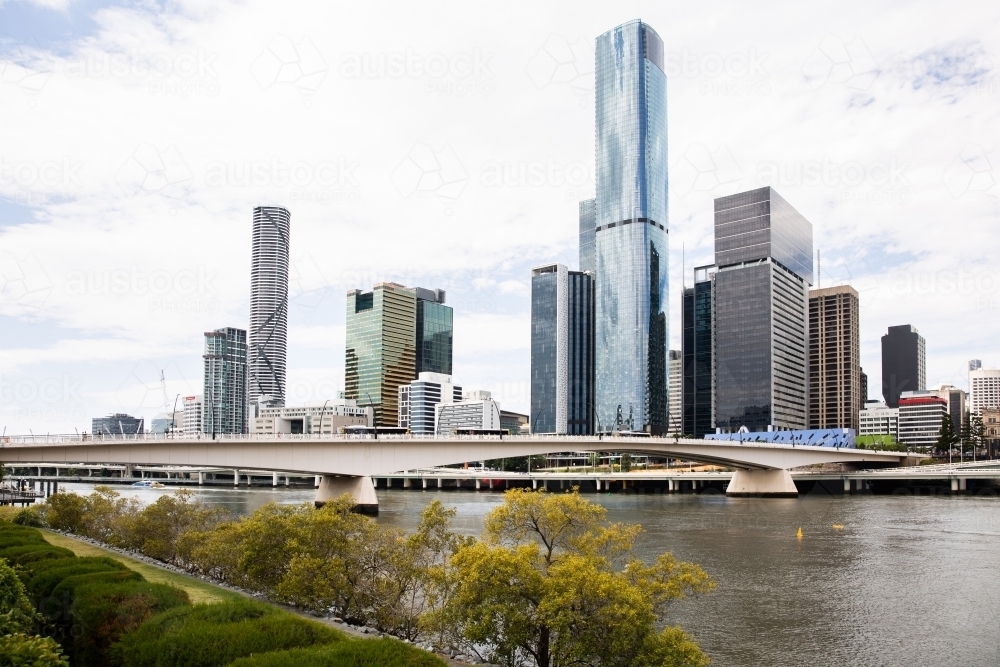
[0,433,921,513]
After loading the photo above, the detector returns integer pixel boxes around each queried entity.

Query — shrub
[0,633,69,667]
[0,525,47,550]
[0,544,75,565]
[13,507,46,527]
[38,493,87,534]
[26,558,127,598]
[113,599,343,667]
[224,638,448,667]
[0,557,39,635]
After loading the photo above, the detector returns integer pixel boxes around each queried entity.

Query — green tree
[120,490,229,564]
[620,453,633,473]
[969,412,985,458]
[428,489,713,667]
[0,558,39,635]
[935,414,959,456]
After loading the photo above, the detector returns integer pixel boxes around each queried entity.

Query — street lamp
[170,394,180,438]
[318,398,331,436]
[364,393,377,440]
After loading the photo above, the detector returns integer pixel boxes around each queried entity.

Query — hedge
[0,544,76,565]
[112,599,344,667]
[26,559,127,599]
[224,639,448,667]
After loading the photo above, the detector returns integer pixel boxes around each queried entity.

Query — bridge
[0,433,921,513]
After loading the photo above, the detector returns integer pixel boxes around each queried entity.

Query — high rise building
[940,384,967,432]
[182,395,203,436]
[593,19,669,434]
[682,265,716,438]
[969,367,1000,413]
[398,372,462,434]
[881,325,926,408]
[808,285,861,430]
[345,283,417,427]
[898,390,947,450]
[858,400,899,439]
[92,413,144,436]
[668,350,682,433]
[860,368,868,404]
[414,288,453,375]
[579,198,596,273]
[530,264,595,434]
[249,206,290,413]
[203,327,248,435]
[713,187,813,432]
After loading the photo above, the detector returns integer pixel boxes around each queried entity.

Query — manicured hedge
[26,558,128,599]
[224,638,448,667]
[0,524,47,549]
[112,599,344,667]
[0,544,76,565]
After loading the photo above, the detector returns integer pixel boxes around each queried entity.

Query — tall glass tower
[203,327,248,435]
[249,206,290,412]
[594,20,669,434]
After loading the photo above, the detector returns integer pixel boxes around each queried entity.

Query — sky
[0,0,998,434]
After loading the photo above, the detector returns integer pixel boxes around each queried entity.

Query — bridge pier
[314,475,378,515]
[403,478,411,489]
[726,469,797,498]
[197,472,204,485]
[475,479,481,490]
[272,472,278,487]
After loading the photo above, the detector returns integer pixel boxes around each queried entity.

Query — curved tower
[249,205,290,413]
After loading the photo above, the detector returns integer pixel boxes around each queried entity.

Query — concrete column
[475,479,481,490]
[560,480,565,489]
[437,478,442,489]
[233,469,240,486]
[726,469,798,498]
[422,478,428,489]
[403,478,412,488]
[314,475,378,515]
[197,471,204,485]
[37,467,41,477]
[272,472,279,487]
[668,479,675,492]
[959,478,967,491]
[596,479,601,491]
[315,475,321,488]
[488,478,493,489]
[532,479,537,489]
[844,478,851,493]
[285,475,290,487]
[951,478,959,492]
[53,481,58,494]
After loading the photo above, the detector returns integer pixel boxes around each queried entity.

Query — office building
[808,285,861,430]
[252,400,372,435]
[579,198,596,273]
[150,411,182,434]
[530,264,595,434]
[345,282,417,426]
[398,372,462,434]
[593,19,669,434]
[500,410,529,435]
[203,327,248,435]
[982,408,1000,457]
[881,325,926,408]
[682,265,716,438]
[415,288,453,375]
[435,390,502,435]
[858,400,899,439]
[668,350,681,433]
[860,368,868,404]
[970,367,1000,413]
[713,187,813,432]
[92,413,144,436]
[898,391,947,450]
[249,206,290,413]
[182,395,203,436]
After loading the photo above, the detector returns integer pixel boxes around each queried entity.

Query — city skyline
[1,1,999,433]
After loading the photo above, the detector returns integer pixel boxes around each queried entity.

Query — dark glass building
[414,288,453,375]
[713,187,812,432]
[579,198,596,274]
[881,324,926,408]
[203,327,248,435]
[530,264,595,434]
[682,265,716,438]
[92,413,144,436]
[594,20,669,434]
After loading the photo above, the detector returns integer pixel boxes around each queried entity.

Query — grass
[39,529,239,605]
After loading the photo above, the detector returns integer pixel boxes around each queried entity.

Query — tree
[969,412,985,459]
[429,489,713,667]
[935,414,959,457]
[620,453,633,473]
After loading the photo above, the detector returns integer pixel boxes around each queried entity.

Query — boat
[131,480,165,488]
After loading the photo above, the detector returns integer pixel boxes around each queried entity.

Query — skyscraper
[530,264,595,434]
[970,367,1000,413]
[881,325,926,408]
[713,187,813,432]
[668,350,681,433]
[808,285,861,430]
[579,198,596,273]
[249,206,290,412]
[398,372,462,434]
[345,282,417,426]
[593,19,669,434]
[414,288,453,375]
[203,327,248,435]
[682,265,716,438]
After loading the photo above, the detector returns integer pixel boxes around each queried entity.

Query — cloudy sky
[1,0,998,434]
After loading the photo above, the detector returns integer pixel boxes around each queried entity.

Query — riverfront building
[203,327,248,435]
[435,390,502,435]
[500,410,530,435]
[252,400,372,435]
[682,265,716,438]
[398,372,462,435]
[593,19,669,434]
[713,187,813,433]
[668,350,682,433]
[91,413,144,436]
[881,325,926,408]
[248,206,290,413]
[530,264,595,434]
[898,391,947,450]
[415,288,453,375]
[858,400,899,439]
[182,395,203,436]
[969,367,1000,413]
[808,285,862,430]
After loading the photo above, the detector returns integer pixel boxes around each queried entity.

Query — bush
[0,544,75,565]
[0,633,69,667]
[113,599,344,667]
[69,580,190,667]
[0,525,47,550]
[26,558,127,598]
[224,638,448,667]
[39,493,87,534]
[13,507,46,527]
[0,557,39,635]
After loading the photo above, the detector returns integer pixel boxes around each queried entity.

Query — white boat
[131,480,165,488]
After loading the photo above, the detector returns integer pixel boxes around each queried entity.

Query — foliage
[485,456,547,473]
[115,490,230,564]
[855,435,906,452]
[935,414,959,455]
[0,558,40,635]
[0,633,69,667]
[620,453,633,472]
[0,546,75,566]
[423,489,714,667]
[111,598,343,667]
[12,508,46,528]
[224,638,448,667]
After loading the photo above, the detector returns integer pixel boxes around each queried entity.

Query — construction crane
[160,370,170,412]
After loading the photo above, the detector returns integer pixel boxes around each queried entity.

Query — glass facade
[713,188,811,432]
[568,270,595,434]
[345,283,417,426]
[579,198,596,273]
[416,294,453,375]
[594,20,669,434]
[682,267,716,437]
[249,206,289,409]
[881,325,926,408]
[203,327,248,435]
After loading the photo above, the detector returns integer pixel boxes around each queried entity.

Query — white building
[182,395,203,436]
[898,390,948,450]
[668,350,681,433]
[252,399,372,435]
[150,411,183,434]
[435,390,502,435]
[858,401,899,438]
[398,373,462,434]
[970,367,1000,413]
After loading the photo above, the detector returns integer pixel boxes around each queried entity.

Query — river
[55,482,1000,667]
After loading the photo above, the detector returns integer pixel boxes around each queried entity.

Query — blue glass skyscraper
[594,20,669,434]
